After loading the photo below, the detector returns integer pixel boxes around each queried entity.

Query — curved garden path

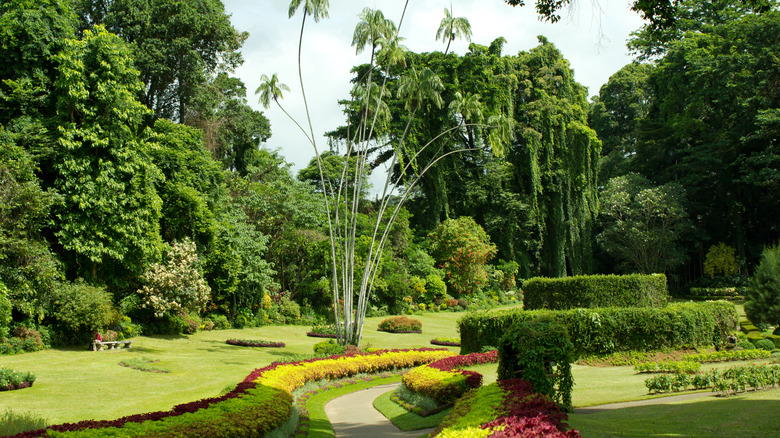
[325,381,718,437]
[324,382,436,438]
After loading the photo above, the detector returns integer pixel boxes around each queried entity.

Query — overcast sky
[222,0,645,180]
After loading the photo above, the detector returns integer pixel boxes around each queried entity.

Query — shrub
[0,282,11,339]
[522,273,668,310]
[49,281,114,345]
[136,238,210,319]
[425,274,447,302]
[278,296,301,322]
[704,243,740,278]
[431,337,461,347]
[226,339,285,348]
[313,340,345,356]
[428,217,497,295]
[459,301,738,356]
[0,368,35,391]
[737,340,756,350]
[377,316,422,333]
[308,323,340,338]
[745,245,780,329]
[498,318,574,409]
[754,339,775,351]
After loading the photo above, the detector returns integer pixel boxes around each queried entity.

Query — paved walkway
[574,392,715,414]
[325,383,436,438]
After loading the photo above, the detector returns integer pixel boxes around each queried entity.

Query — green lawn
[2,304,778,437]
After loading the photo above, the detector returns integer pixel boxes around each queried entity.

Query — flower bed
[401,351,498,407]
[226,339,285,348]
[431,379,580,438]
[10,348,455,438]
[378,316,422,333]
[431,337,461,347]
[0,368,36,391]
[307,323,340,338]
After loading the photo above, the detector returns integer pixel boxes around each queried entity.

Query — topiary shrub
[377,316,422,333]
[497,318,574,410]
[737,340,756,350]
[522,273,668,310]
[754,339,775,351]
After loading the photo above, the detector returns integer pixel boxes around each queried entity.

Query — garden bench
[91,340,132,351]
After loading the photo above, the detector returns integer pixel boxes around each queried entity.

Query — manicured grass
[568,387,780,437]
[373,388,450,431]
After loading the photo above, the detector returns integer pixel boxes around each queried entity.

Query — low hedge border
[11,348,455,438]
[523,273,668,310]
[226,339,285,348]
[459,301,738,356]
[0,368,36,392]
[645,362,780,395]
[431,337,461,347]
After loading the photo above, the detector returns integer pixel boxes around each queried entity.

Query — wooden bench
[91,340,133,351]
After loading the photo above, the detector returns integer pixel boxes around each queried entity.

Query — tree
[75,0,248,121]
[597,173,690,274]
[435,7,472,56]
[53,26,163,288]
[428,216,497,295]
[744,245,780,330]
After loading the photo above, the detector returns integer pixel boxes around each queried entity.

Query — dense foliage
[744,245,780,329]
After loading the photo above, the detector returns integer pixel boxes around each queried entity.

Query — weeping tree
[257,2,511,346]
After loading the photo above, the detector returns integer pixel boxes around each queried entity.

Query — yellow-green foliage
[434,383,505,436]
[402,365,468,404]
[704,243,740,277]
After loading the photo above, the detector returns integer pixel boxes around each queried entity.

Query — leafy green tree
[633,11,780,271]
[597,173,690,274]
[75,0,247,121]
[53,26,163,288]
[588,62,654,181]
[428,216,497,295]
[744,245,780,329]
[704,243,741,278]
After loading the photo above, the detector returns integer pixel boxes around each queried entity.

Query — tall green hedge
[522,274,668,310]
[459,301,737,356]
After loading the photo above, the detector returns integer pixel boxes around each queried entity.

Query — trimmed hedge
[459,301,738,356]
[522,274,668,310]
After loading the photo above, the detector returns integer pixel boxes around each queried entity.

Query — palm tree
[449,91,483,149]
[397,67,444,112]
[436,7,472,56]
[255,73,289,109]
[352,7,397,61]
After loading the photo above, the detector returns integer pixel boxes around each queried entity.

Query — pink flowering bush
[378,316,422,333]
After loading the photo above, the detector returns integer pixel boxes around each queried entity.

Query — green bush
[522,273,668,310]
[459,301,738,355]
[313,339,345,356]
[278,296,301,322]
[0,409,48,436]
[49,281,115,345]
[745,245,780,329]
[377,316,422,333]
[425,274,447,303]
[754,339,775,351]
[498,318,574,409]
[766,334,780,349]
[737,340,756,350]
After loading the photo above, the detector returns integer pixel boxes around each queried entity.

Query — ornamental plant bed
[431,337,461,346]
[378,316,422,333]
[226,339,285,348]
[0,368,36,392]
[307,323,340,338]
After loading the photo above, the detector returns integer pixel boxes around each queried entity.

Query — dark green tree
[744,245,780,330]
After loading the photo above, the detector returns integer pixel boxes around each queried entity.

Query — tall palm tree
[436,6,472,56]
[352,7,397,61]
[449,91,483,149]
[255,73,289,109]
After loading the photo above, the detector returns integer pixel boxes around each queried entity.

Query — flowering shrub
[0,368,36,391]
[136,238,210,318]
[428,217,497,295]
[378,316,422,333]
[226,339,285,348]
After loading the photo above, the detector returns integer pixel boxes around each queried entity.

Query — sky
[222,0,646,183]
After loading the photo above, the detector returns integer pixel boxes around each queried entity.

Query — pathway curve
[324,383,435,438]
[574,392,716,414]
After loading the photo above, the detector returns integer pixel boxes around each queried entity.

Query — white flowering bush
[137,239,210,318]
